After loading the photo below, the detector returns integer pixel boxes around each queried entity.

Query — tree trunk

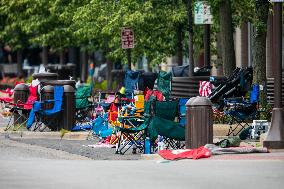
[106,59,113,90]
[241,22,248,68]
[42,46,48,65]
[219,0,236,77]
[81,49,88,82]
[68,47,80,78]
[216,32,224,76]
[187,0,194,76]
[16,49,23,77]
[59,49,65,64]
[176,24,183,66]
[266,13,274,78]
[252,0,269,106]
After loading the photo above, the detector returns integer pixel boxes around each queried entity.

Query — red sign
[121,27,134,49]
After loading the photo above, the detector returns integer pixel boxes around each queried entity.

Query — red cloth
[159,146,211,160]
[109,103,118,122]
[199,81,212,97]
[23,85,38,109]
[0,97,13,102]
[0,88,14,96]
[145,89,164,101]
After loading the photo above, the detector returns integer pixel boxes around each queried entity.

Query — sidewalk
[0,124,233,140]
[1,128,90,140]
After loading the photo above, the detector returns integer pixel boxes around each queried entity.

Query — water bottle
[157,136,165,151]
[144,137,151,154]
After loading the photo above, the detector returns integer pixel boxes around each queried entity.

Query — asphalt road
[1,134,284,189]
[1,115,284,189]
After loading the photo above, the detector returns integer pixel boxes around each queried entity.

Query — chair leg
[227,118,250,136]
[4,112,15,131]
[117,131,144,155]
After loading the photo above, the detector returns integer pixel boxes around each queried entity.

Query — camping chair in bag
[4,84,38,131]
[223,84,259,136]
[27,86,64,131]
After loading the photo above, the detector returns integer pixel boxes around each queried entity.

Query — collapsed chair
[209,67,253,105]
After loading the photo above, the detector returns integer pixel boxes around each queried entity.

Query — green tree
[252,0,270,107]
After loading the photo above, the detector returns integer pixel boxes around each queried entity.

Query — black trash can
[32,72,58,82]
[46,64,76,80]
[186,96,213,149]
[62,85,75,131]
[13,84,29,125]
[41,80,76,89]
[40,81,76,131]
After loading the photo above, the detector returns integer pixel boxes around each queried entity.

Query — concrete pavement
[0,158,283,189]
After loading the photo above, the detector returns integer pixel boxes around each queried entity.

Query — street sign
[121,27,134,49]
[194,1,213,25]
[270,0,284,2]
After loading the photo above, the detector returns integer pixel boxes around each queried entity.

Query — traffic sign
[194,1,213,25]
[121,27,134,49]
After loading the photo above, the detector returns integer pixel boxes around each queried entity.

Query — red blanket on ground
[159,146,211,160]
[158,144,268,160]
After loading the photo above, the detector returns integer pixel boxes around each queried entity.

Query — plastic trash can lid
[188,96,212,106]
[32,72,58,80]
[14,83,29,91]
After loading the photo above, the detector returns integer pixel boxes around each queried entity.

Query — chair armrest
[42,99,61,104]
[75,95,91,100]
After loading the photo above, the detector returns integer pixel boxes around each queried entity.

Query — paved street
[0,132,284,189]
[1,117,284,189]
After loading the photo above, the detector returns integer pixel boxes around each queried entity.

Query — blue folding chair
[27,86,64,131]
[224,84,259,136]
[124,70,140,98]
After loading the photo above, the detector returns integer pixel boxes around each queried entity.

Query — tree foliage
[0,0,274,74]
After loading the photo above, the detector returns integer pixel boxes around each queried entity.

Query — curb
[1,129,91,140]
[141,154,163,160]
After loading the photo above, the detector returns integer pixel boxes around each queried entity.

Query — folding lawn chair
[27,86,64,131]
[223,84,259,136]
[72,85,94,131]
[156,71,172,100]
[115,115,146,154]
[124,70,140,98]
[4,84,38,131]
[148,99,185,150]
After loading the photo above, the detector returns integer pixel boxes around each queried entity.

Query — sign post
[264,1,284,149]
[194,1,212,68]
[121,27,134,70]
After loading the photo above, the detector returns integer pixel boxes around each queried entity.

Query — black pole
[263,2,284,149]
[204,24,211,68]
[42,46,48,65]
[187,0,194,77]
[127,48,131,70]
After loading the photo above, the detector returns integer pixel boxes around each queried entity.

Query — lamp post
[263,1,284,149]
